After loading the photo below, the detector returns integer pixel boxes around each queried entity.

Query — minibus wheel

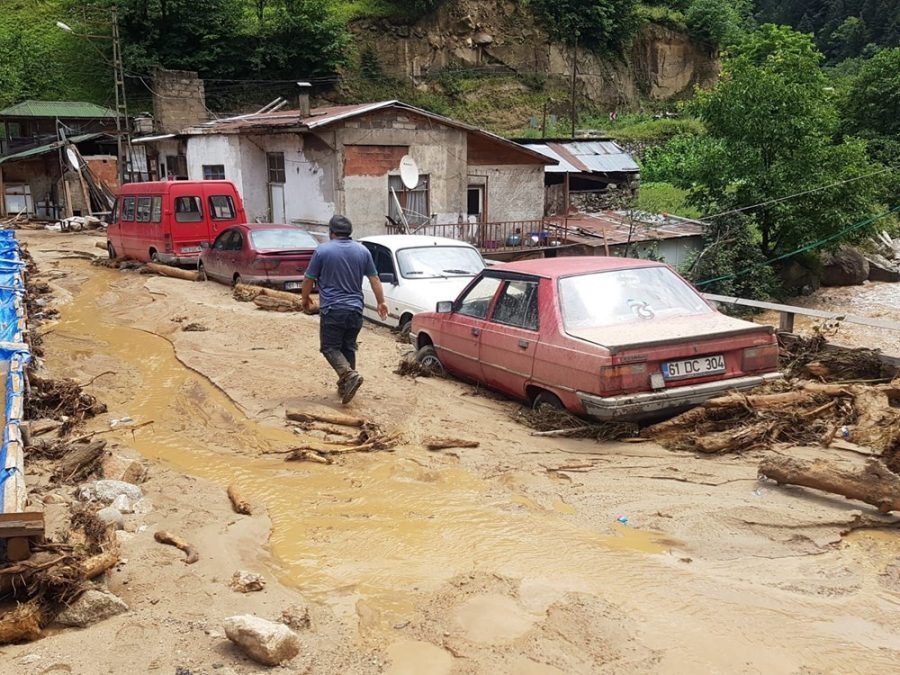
[107,242,116,259]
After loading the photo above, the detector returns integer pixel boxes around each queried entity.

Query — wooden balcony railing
[385,219,569,253]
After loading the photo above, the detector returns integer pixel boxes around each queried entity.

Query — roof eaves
[0,132,104,164]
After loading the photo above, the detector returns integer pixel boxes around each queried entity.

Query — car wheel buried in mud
[415,345,444,376]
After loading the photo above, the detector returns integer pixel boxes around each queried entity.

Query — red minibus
[106,180,247,265]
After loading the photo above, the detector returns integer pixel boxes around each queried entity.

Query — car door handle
[518,339,529,349]
[471,327,480,337]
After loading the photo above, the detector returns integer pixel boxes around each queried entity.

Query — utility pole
[111,6,130,185]
[570,36,578,140]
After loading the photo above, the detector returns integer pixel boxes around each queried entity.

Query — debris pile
[25,376,107,435]
[515,406,638,441]
[780,331,892,380]
[277,410,401,464]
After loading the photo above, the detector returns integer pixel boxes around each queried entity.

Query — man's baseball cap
[329,215,353,236]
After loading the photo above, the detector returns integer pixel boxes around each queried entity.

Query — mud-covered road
[8,230,900,674]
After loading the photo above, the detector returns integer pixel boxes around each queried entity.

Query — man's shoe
[341,371,363,404]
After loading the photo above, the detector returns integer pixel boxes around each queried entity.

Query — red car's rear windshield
[250,229,318,250]
[559,267,712,329]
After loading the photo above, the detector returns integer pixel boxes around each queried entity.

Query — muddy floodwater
[26,239,900,674]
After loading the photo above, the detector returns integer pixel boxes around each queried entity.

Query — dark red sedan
[411,257,782,421]
[198,224,318,290]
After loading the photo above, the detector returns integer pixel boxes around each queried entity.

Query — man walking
[301,215,388,404]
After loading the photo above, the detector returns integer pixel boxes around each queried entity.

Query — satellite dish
[65,147,80,170]
[399,155,419,190]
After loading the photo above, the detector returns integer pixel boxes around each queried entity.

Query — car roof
[491,256,668,279]
[118,180,236,195]
[359,234,479,250]
[234,223,310,231]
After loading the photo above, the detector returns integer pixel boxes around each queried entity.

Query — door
[480,278,540,396]
[267,152,286,223]
[119,196,138,257]
[269,185,286,224]
[436,275,502,380]
[361,242,398,324]
[206,229,236,282]
[169,192,208,255]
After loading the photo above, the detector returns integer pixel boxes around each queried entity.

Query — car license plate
[284,281,302,290]
[662,354,725,380]
[181,246,201,253]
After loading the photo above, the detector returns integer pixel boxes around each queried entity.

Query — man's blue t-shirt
[305,238,377,313]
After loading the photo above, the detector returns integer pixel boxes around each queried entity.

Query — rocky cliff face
[353,0,718,109]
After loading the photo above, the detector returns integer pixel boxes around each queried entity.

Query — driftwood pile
[25,376,107,435]
[780,331,893,381]
[273,410,401,464]
[516,406,639,441]
[233,283,319,314]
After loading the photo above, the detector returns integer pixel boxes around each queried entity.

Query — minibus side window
[122,197,136,221]
[110,198,119,224]
[150,196,162,222]
[209,195,236,220]
[174,196,203,222]
[136,197,153,222]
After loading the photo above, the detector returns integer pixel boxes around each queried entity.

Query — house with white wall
[133,100,554,240]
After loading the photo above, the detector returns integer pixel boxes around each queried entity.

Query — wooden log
[51,440,107,484]
[424,437,480,451]
[227,484,251,515]
[531,426,595,438]
[285,449,333,464]
[145,262,200,282]
[286,410,367,428]
[81,549,120,579]
[94,241,108,251]
[0,601,44,644]
[693,422,771,454]
[6,537,31,562]
[154,531,199,564]
[253,295,299,312]
[759,456,900,513]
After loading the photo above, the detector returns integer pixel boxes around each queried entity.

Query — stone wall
[152,68,209,133]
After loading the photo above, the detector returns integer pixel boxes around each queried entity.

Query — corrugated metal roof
[547,210,703,247]
[0,100,116,119]
[520,139,639,174]
[0,133,104,165]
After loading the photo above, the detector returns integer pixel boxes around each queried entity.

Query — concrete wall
[153,68,209,133]
[467,165,544,223]
[185,135,243,187]
[237,134,337,224]
[335,110,468,238]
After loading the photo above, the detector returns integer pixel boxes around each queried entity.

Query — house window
[202,164,226,180]
[208,195,236,220]
[165,155,188,179]
[174,196,203,222]
[388,175,430,227]
[267,153,286,183]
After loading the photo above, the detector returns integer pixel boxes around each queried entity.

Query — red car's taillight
[742,344,779,372]
[252,259,280,271]
[600,363,648,390]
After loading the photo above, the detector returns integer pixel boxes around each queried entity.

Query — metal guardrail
[702,293,900,333]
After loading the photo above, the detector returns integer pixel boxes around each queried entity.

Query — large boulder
[866,254,900,283]
[821,247,869,287]
[55,590,128,627]
[778,258,821,296]
[223,615,300,666]
[77,480,142,504]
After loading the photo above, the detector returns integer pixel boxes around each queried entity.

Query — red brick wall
[84,156,119,189]
[343,145,408,177]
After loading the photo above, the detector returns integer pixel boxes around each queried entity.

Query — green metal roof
[0,133,106,165]
[0,100,116,119]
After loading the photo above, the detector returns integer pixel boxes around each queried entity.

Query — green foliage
[527,0,640,51]
[636,182,702,218]
[599,114,704,142]
[641,133,720,182]
[684,0,745,47]
[636,3,687,31]
[842,48,900,141]
[754,0,900,62]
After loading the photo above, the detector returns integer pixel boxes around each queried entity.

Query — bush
[526,0,639,52]
[684,0,744,48]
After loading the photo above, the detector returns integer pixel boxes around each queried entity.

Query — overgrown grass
[594,114,704,142]
[636,3,687,31]
[329,0,434,22]
[636,182,702,218]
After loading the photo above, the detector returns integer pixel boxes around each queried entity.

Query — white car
[359,234,486,333]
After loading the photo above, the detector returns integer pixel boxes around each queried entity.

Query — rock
[131,497,153,515]
[778,258,821,295]
[821,247,869,286]
[865,254,900,283]
[230,570,266,593]
[223,615,300,666]
[114,530,134,545]
[97,506,125,530]
[55,590,128,627]
[18,654,41,665]
[110,494,134,514]
[77,479,143,504]
[101,454,147,484]
[474,32,494,45]
[280,602,311,631]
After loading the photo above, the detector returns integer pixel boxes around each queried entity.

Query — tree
[679,25,882,259]
[526,0,639,51]
[684,0,745,48]
[843,48,900,141]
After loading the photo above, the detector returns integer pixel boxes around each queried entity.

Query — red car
[198,224,318,290]
[411,257,782,421]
